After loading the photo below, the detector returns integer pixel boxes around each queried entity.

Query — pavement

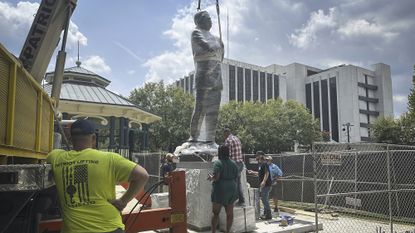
[140,212,320,233]
[119,187,415,233]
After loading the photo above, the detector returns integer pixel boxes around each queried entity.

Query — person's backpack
[269,163,283,180]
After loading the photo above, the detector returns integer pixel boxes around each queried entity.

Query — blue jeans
[260,186,271,216]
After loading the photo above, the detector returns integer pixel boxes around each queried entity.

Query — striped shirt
[224,134,243,163]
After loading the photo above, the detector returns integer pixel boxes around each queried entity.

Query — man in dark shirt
[248,151,272,220]
[161,153,175,192]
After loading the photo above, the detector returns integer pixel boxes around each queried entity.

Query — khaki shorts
[269,181,280,198]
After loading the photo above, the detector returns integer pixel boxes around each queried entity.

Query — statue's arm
[192,30,213,52]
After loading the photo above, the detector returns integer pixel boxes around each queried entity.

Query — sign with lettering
[345,196,362,207]
[19,0,59,72]
[320,153,342,166]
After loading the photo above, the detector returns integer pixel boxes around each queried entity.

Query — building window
[180,79,184,89]
[253,71,259,101]
[330,77,339,142]
[229,65,236,101]
[313,81,320,120]
[245,69,251,101]
[267,73,273,100]
[185,75,189,92]
[237,67,243,101]
[305,83,312,112]
[273,75,279,98]
[321,79,329,132]
[190,74,194,94]
[260,72,266,102]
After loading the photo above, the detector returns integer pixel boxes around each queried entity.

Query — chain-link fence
[131,152,164,192]
[313,143,415,233]
[245,143,415,232]
[244,153,315,205]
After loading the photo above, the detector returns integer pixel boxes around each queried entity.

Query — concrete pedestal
[247,188,260,219]
[219,206,256,233]
[177,162,251,231]
[150,192,169,209]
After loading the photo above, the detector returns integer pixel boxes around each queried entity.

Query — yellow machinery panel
[0,43,54,161]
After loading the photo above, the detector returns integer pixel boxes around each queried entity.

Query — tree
[370,65,415,145]
[370,117,401,144]
[216,99,321,153]
[407,65,415,114]
[129,82,194,151]
[400,113,415,145]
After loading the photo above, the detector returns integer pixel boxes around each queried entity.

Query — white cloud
[0,1,38,38]
[0,1,87,50]
[82,55,111,75]
[143,50,193,84]
[338,19,398,41]
[67,21,88,47]
[318,58,364,69]
[127,70,136,75]
[393,95,407,103]
[144,0,253,84]
[289,8,337,49]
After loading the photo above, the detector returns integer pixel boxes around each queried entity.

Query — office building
[176,60,393,143]
[176,59,287,105]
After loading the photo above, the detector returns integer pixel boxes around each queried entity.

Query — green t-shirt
[47,148,137,233]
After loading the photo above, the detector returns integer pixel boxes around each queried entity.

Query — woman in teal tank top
[208,145,238,233]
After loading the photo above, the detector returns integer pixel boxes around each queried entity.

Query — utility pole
[342,123,353,143]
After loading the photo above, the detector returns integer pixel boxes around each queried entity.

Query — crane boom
[19,0,77,83]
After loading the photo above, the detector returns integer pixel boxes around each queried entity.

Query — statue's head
[194,11,212,30]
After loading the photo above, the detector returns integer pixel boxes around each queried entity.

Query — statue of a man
[189,10,224,142]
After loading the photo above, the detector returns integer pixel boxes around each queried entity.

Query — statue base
[176,162,252,231]
[174,141,218,162]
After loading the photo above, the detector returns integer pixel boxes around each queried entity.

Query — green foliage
[371,65,415,145]
[408,65,415,114]
[370,117,401,144]
[216,99,322,153]
[129,81,194,151]
[400,112,415,145]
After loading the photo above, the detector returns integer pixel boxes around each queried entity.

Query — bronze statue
[189,10,224,143]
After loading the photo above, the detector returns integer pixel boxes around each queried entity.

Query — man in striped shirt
[224,128,245,206]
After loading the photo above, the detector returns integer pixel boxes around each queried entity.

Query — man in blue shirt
[266,156,283,213]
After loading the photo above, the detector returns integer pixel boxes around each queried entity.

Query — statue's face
[198,12,212,30]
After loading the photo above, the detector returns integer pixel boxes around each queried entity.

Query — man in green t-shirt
[47,119,149,233]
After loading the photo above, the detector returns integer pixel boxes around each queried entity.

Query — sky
[1,0,414,117]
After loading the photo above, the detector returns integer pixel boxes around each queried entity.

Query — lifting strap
[196,0,222,43]
[216,0,222,42]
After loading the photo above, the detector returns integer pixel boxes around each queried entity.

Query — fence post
[354,151,358,212]
[386,144,393,233]
[301,154,305,203]
[312,143,319,233]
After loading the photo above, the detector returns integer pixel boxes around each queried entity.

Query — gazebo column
[142,123,149,152]
[124,119,130,149]
[124,119,130,159]
[109,116,115,149]
[62,112,69,120]
[119,117,125,149]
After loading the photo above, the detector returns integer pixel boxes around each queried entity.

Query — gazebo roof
[45,65,111,88]
[44,65,160,124]
[44,82,134,107]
